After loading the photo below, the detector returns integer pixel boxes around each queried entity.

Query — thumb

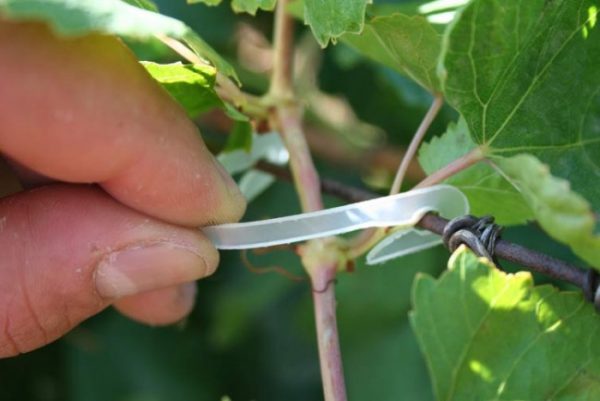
[0,184,218,357]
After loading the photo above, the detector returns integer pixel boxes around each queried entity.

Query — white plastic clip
[203,185,469,264]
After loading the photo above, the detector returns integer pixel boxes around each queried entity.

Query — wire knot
[442,215,503,266]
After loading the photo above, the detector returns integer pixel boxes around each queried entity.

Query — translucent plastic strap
[203,185,469,264]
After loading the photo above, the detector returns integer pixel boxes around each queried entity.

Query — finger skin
[0,185,217,357]
[0,20,245,226]
[114,283,197,326]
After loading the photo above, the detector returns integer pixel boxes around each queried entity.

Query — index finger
[0,20,245,226]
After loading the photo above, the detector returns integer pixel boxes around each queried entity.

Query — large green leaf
[441,0,600,210]
[0,0,239,82]
[411,248,600,401]
[343,13,442,93]
[141,61,222,117]
[419,118,533,225]
[304,0,369,47]
[497,154,600,268]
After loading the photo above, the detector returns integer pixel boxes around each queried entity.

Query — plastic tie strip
[203,185,469,265]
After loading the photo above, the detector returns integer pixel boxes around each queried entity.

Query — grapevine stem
[268,0,295,101]
[311,262,347,401]
[274,105,323,211]
[268,1,347,400]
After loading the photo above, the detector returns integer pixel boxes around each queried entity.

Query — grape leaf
[342,13,442,93]
[304,0,369,48]
[141,62,222,117]
[187,0,275,15]
[419,119,533,225]
[0,0,239,82]
[411,248,600,401]
[441,0,600,211]
[496,154,600,268]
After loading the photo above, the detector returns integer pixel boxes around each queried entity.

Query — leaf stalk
[389,94,444,194]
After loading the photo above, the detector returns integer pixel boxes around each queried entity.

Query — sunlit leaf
[141,61,222,117]
[411,248,600,401]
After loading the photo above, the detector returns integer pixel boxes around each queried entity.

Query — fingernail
[95,242,214,299]
[212,156,247,220]
[212,156,244,199]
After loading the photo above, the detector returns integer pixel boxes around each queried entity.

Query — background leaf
[441,0,600,211]
[411,248,600,401]
[497,154,600,268]
[303,0,369,47]
[419,118,533,225]
[343,13,442,93]
[0,0,239,82]
[141,61,222,117]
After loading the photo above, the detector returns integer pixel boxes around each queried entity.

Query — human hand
[0,20,246,357]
